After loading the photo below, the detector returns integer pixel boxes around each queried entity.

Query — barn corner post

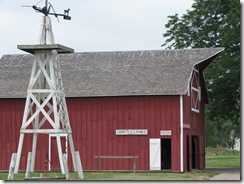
[8,3,83,180]
[180,95,184,172]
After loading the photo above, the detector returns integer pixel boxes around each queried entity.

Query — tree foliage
[162,0,240,147]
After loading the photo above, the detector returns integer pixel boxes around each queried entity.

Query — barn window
[191,66,201,113]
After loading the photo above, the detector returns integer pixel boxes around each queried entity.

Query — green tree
[162,0,240,147]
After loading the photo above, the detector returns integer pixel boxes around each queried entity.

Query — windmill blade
[21,5,33,7]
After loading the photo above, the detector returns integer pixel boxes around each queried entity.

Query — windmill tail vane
[22,0,71,20]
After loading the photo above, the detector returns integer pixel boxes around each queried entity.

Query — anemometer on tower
[8,0,84,180]
[22,0,71,20]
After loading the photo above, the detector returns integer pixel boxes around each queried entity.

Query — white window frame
[191,67,201,113]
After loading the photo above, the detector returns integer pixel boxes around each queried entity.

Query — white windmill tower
[8,0,83,180]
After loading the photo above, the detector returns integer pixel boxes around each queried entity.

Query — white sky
[0,0,194,57]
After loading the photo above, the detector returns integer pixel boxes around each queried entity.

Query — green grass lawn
[206,148,240,168]
[0,171,218,181]
[0,148,239,180]
[206,155,240,168]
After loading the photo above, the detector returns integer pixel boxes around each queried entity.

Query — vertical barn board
[138,97,145,170]
[40,134,46,170]
[90,101,94,170]
[117,97,124,169]
[108,99,113,170]
[133,98,139,169]
[87,99,93,170]
[154,97,161,136]
[92,99,97,170]
[149,138,161,170]
[199,136,205,169]
[112,98,118,170]
[96,98,103,162]
[149,97,155,136]
[2,102,8,170]
[161,97,166,130]
[102,98,108,170]
[122,98,129,170]
[7,101,12,168]
[0,101,3,170]
[80,99,87,170]
[166,97,172,132]
[0,101,3,169]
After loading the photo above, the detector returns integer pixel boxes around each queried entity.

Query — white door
[149,138,161,170]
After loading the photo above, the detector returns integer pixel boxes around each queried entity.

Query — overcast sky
[0,0,195,57]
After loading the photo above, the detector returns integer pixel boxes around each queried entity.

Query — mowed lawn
[0,152,240,180]
[206,155,240,168]
[206,148,240,168]
[0,171,218,180]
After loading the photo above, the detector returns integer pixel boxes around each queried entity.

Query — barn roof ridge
[0,47,224,98]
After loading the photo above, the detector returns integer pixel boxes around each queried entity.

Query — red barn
[0,48,223,172]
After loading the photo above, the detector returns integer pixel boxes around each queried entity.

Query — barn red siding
[182,72,206,171]
[0,95,182,172]
[66,96,181,171]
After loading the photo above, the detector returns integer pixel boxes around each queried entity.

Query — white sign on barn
[116,129,148,135]
[160,130,172,136]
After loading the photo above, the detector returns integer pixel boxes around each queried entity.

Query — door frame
[48,134,68,171]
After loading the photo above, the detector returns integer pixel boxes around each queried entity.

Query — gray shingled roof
[0,48,224,98]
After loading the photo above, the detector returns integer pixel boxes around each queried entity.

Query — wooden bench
[95,156,139,173]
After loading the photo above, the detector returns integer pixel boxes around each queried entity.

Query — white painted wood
[191,108,200,113]
[25,152,32,178]
[191,66,200,113]
[14,133,25,174]
[36,56,54,89]
[28,89,55,93]
[180,95,184,172]
[29,56,49,89]
[75,151,84,180]
[7,153,17,180]
[10,15,82,179]
[149,138,161,170]
[68,134,77,171]
[56,134,65,174]
[29,92,57,129]
[20,95,32,129]
[21,92,54,129]
[198,86,201,101]
[30,133,38,172]
[39,16,55,44]
[62,154,70,179]
[21,129,71,134]
[38,106,54,129]
[193,67,199,73]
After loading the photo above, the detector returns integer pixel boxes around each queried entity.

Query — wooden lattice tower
[7,15,83,180]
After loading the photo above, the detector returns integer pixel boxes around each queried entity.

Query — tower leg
[68,133,77,171]
[30,133,38,172]
[8,153,17,180]
[30,92,41,173]
[56,134,65,174]
[74,151,84,179]
[14,133,25,174]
